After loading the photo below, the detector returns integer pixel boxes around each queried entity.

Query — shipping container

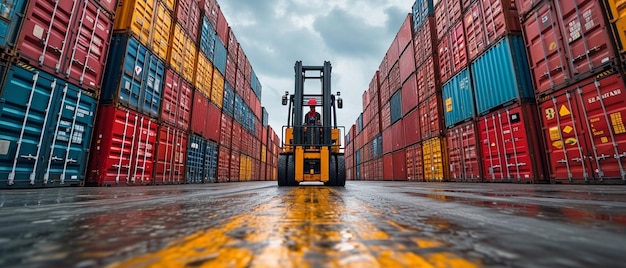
[438,21,468,84]
[390,90,402,124]
[383,153,393,180]
[190,90,221,142]
[604,0,626,55]
[155,123,187,184]
[98,0,118,16]
[0,0,28,54]
[401,73,419,116]
[88,105,158,186]
[211,66,225,108]
[539,72,626,183]
[413,17,436,68]
[17,0,113,93]
[392,119,405,152]
[399,43,416,84]
[392,150,407,180]
[464,0,521,61]
[435,0,462,41]
[227,27,238,58]
[175,0,200,42]
[169,24,197,83]
[223,82,235,116]
[198,15,216,60]
[388,62,401,95]
[225,56,236,89]
[472,35,534,114]
[417,56,439,104]
[213,32,227,75]
[200,0,217,27]
[447,121,482,182]
[443,68,475,127]
[403,108,422,147]
[412,0,435,32]
[555,0,618,79]
[230,149,240,181]
[150,2,173,61]
[422,137,448,181]
[0,63,97,188]
[405,143,423,181]
[478,102,546,182]
[114,0,172,61]
[419,93,444,140]
[381,102,391,131]
[217,145,230,182]
[219,113,232,148]
[162,69,192,130]
[515,0,542,20]
[186,134,217,183]
[215,4,228,44]
[194,52,213,98]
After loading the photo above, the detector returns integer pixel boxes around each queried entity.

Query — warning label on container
[135,66,142,76]
[559,105,571,117]
[549,127,560,141]
[563,125,573,134]
[552,141,563,149]
[0,139,9,155]
[545,108,555,120]
[445,98,452,112]
[611,112,626,134]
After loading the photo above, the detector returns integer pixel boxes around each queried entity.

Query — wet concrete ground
[0,181,625,267]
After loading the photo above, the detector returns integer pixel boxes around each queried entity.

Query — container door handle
[20,154,38,160]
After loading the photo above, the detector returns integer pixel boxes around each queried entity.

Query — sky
[219,0,415,140]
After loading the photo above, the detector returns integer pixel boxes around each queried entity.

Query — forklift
[278,61,346,186]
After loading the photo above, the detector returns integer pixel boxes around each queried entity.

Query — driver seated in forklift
[304,98,322,146]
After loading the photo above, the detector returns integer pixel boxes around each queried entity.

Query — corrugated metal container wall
[190,90,221,142]
[199,15,216,60]
[413,17,436,68]
[382,127,392,155]
[213,33,227,75]
[200,0,217,27]
[217,146,230,182]
[162,69,193,130]
[539,72,626,183]
[223,83,235,116]
[401,73,418,116]
[227,27,238,59]
[390,90,402,124]
[0,64,97,188]
[419,94,444,140]
[101,34,165,118]
[97,0,118,16]
[186,134,205,183]
[388,62,401,96]
[215,4,228,44]
[392,119,405,152]
[464,1,487,61]
[435,0,462,41]
[149,2,173,61]
[405,143,423,181]
[464,0,521,61]
[399,41,416,85]
[443,68,475,128]
[383,153,393,180]
[230,150,240,181]
[114,0,172,60]
[17,0,114,93]
[478,103,546,183]
[168,24,197,83]
[88,105,157,186]
[0,0,28,53]
[155,124,187,184]
[417,56,439,104]
[412,0,435,32]
[604,0,626,55]
[219,113,232,148]
[422,137,447,181]
[225,56,236,89]
[515,0,541,19]
[194,53,213,98]
[211,66,225,108]
[403,108,422,146]
[398,14,413,53]
[472,35,534,114]
[381,102,391,131]
[392,150,407,180]
[176,0,200,41]
[447,121,482,182]
[522,1,571,95]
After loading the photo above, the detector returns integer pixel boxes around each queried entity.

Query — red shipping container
[200,0,217,26]
[539,72,626,183]
[522,1,571,95]
[555,0,618,79]
[387,37,400,66]
[382,127,393,155]
[363,91,370,114]
[403,108,422,146]
[464,1,487,61]
[237,46,247,70]
[383,153,393,180]
[450,21,468,78]
[176,0,201,42]
[414,17,436,68]
[478,102,546,183]
[516,0,543,20]
[162,69,193,130]
[215,6,228,44]
[227,27,239,58]
[401,73,418,116]
[393,150,407,180]
[191,90,221,142]
[381,102,391,130]
[437,33,453,84]
[399,45,416,85]
[435,0,463,41]
[225,55,237,88]
[230,150,240,182]
[97,0,117,17]
[397,14,413,53]
[18,0,113,93]
[155,124,187,184]
[388,62,401,95]
[447,121,482,182]
[88,105,157,186]
[405,144,424,181]
[217,146,230,182]
[481,0,521,45]
[419,94,444,140]
[380,76,390,103]
[417,56,439,104]
[392,119,405,152]
[219,114,232,148]
[231,121,242,152]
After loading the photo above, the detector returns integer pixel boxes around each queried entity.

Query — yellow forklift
[279,61,345,186]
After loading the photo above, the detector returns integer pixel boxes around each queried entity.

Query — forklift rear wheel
[278,155,288,186]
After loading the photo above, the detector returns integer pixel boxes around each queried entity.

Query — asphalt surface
[0,181,625,267]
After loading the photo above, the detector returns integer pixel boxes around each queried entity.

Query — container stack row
[345,0,626,184]
[0,0,281,188]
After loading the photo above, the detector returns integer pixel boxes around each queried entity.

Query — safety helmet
[308,98,317,106]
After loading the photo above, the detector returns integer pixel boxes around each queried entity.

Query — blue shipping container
[102,34,165,118]
[443,68,475,127]
[0,0,28,52]
[186,135,218,183]
[213,37,227,76]
[472,35,534,114]
[262,107,268,127]
[357,113,363,133]
[199,16,217,60]
[390,90,402,124]
[223,82,235,116]
[0,64,97,188]
[412,0,434,32]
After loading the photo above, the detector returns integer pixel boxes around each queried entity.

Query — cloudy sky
[219,0,415,138]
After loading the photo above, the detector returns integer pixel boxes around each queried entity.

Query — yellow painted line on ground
[108,187,482,268]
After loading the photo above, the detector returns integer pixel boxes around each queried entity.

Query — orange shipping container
[168,24,197,83]
[211,67,225,108]
[114,0,172,60]
[194,53,213,98]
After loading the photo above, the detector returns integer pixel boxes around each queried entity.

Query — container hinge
[50,156,63,161]
[20,154,38,160]
[66,158,77,163]
[572,157,584,162]
[615,152,626,159]
[596,154,610,161]
[557,159,568,164]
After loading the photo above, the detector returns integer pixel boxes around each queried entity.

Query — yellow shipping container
[211,67,225,108]
[194,54,213,98]
[114,0,156,45]
[261,145,267,163]
[161,0,175,12]
[422,137,448,182]
[606,0,626,54]
[240,155,252,181]
[151,2,173,60]
[168,24,197,83]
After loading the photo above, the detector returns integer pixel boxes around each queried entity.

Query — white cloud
[219,0,415,143]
